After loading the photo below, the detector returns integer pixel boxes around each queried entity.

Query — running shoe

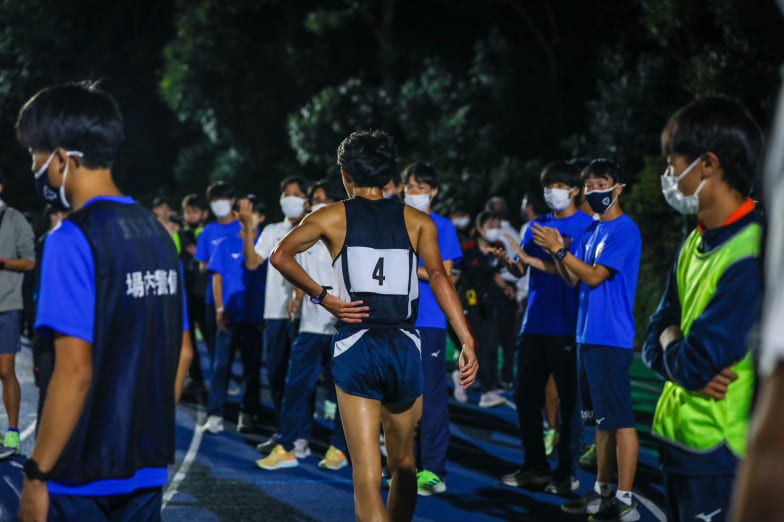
[293,438,311,459]
[501,465,553,488]
[544,429,559,456]
[417,470,446,496]
[544,476,580,496]
[589,498,640,522]
[3,431,20,456]
[561,490,610,515]
[451,370,468,403]
[256,445,298,470]
[579,444,597,469]
[201,415,224,434]
[478,391,505,408]
[319,446,348,470]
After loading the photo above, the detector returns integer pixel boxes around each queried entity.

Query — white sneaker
[293,438,311,459]
[202,415,224,434]
[479,391,505,408]
[452,370,468,403]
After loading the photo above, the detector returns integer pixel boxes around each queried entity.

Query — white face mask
[280,195,306,218]
[451,217,470,229]
[544,187,575,212]
[661,157,705,215]
[210,199,232,219]
[484,228,502,243]
[404,193,431,213]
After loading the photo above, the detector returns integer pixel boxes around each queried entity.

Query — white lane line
[635,491,667,522]
[161,411,204,510]
[20,420,37,441]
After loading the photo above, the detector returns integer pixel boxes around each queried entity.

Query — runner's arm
[418,218,477,388]
[271,214,368,324]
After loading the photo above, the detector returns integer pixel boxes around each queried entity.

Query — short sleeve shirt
[208,235,264,325]
[255,220,296,320]
[194,219,242,304]
[520,210,594,336]
[416,212,463,329]
[574,214,641,349]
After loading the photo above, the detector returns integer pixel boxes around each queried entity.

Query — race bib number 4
[346,246,411,295]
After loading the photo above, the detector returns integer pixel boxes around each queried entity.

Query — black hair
[484,196,509,219]
[152,196,170,209]
[16,82,125,168]
[308,179,344,204]
[337,129,398,189]
[580,159,623,185]
[279,176,308,195]
[206,181,235,202]
[540,161,581,188]
[661,96,763,196]
[181,193,207,211]
[525,190,551,217]
[402,161,439,189]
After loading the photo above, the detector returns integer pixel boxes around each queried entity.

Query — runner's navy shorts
[578,343,635,431]
[332,327,423,404]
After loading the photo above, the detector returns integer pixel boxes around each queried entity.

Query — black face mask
[33,150,83,211]
[584,185,618,215]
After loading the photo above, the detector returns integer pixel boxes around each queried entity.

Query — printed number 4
[372,258,386,286]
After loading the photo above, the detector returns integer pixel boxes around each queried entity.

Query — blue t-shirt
[521,210,594,336]
[416,212,463,329]
[208,234,265,325]
[574,214,641,349]
[194,219,242,304]
[35,195,187,496]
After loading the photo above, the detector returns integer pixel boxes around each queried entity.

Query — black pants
[466,306,499,393]
[497,289,520,383]
[203,300,217,361]
[515,333,581,479]
[186,295,206,387]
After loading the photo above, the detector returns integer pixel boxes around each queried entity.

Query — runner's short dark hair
[337,130,398,189]
[16,82,125,168]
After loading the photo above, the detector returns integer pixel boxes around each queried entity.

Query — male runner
[270,130,477,522]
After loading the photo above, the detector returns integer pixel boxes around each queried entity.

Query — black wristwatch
[24,458,49,482]
[554,247,568,261]
[310,286,333,305]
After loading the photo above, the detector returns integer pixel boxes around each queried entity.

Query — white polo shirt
[255,219,298,321]
[296,240,337,335]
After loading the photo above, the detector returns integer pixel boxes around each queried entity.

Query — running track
[0,340,669,521]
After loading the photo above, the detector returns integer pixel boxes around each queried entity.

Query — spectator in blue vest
[15,82,192,522]
[202,196,266,435]
[401,162,462,496]
[194,181,242,362]
[496,160,593,496]
[533,159,642,522]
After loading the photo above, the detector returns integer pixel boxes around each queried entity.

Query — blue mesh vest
[50,201,183,483]
[333,197,419,329]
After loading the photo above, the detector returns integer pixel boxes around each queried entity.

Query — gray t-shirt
[0,205,35,313]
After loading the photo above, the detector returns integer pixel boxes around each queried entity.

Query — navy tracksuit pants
[415,327,450,479]
[264,318,299,427]
[278,332,347,452]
